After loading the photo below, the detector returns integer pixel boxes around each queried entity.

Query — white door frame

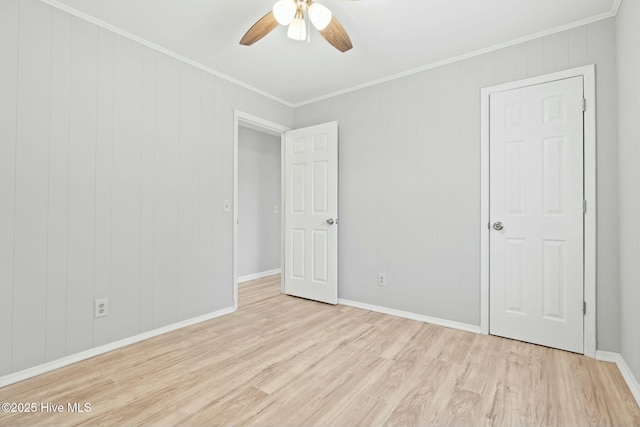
[480,65,597,358]
[233,110,290,311]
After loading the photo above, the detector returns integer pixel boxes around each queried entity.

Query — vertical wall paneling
[617,0,640,381]
[93,28,115,347]
[361,87,381,301]
[66,17,98,355]
[335,92,362,300]
[380,79,408,305]
[493,46,516,85]
[177,64,202,320]
[543,31,570,74]
[199,74,217,311]
[221,83,235,303]
[459,57,482,325]
[215,80,234,305]
[211,75,225,303]
[587,18,620,352]
[0,0,20,375]
[513,44,528,81]
[139,49,157,333]
[479,53,495,90]
[526,38,544,78]
[436,63,463,319]
[111,36,143,341]
[411,71,440,315]
[153,54,181,328]
[401,74,423,311]
[568,26,588,69]
[46,9,72,361]
[12,0,52,372]
[1,1,294,376]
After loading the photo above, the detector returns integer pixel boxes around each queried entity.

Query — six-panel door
[284,122,338,304]
[489,77,585,353]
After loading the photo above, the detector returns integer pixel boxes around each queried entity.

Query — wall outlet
[273,205,279,214]
[378,273,386,287]
[223,200,231,213]
[95,299,109,318]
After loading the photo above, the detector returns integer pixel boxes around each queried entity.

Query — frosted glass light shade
[273,0,296,25]
[308,3,332,30]
[287,17,307,40]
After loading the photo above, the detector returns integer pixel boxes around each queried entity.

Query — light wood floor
[1,275,639,426]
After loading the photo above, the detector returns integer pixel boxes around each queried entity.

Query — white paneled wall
[295,18,620,351]
[0,0,293,376]
[617,0,640,384]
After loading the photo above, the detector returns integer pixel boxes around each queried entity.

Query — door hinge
[583,200,587,214]
[582,98,586,112]
[583,301,587,315]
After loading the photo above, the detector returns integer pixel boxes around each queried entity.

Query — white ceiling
[48,0,619,105]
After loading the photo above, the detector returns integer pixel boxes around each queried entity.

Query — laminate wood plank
[434,387,491,427]
[382,358,459,427]
[457,333,507,396]
[1,274,639,427]
[601,361,640,426]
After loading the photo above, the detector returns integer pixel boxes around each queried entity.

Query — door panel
[284,122,338,304]
[489,77,584,353]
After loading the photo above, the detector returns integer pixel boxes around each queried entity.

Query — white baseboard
[238,268,281,283]
[0,306,235,388]
[338,299,482,334]
[596,350,640,407]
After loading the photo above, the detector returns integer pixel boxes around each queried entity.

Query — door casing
[480,65,597,358]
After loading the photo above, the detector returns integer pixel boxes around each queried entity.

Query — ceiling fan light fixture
[287,10,307,41]
[308,3,332,31]
[273,0,296,25]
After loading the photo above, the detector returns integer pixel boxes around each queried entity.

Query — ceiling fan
[240,0,353,52]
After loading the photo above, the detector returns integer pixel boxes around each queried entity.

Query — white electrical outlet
[273,205,279,214]
[95,299,109,318]
[378,273,386,287]
[223,200,231,213]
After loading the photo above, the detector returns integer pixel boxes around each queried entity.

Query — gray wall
[0,0,293,375]
[295,18,620,351]
[238,127,281,278]
[617,0,640,384]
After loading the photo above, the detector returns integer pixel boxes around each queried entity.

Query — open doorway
[233,111,289,310]
[237,126,281,306]
[237,126,281,282]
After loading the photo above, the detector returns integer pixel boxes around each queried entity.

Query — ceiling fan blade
[240,11,279,46]
[319,17,353,52]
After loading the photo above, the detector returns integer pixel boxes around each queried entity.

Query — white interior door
[284,122,338,304]
[489,77,584,353]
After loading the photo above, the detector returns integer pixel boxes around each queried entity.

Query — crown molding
[39,0,620,110]
[293,9,618,107]
[612,0,623,16]
[38,0,295,108]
